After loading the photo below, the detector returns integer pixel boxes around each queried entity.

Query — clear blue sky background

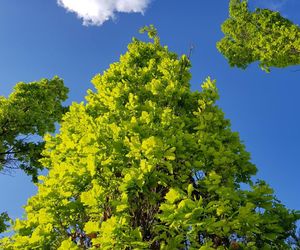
[0,0,299,225]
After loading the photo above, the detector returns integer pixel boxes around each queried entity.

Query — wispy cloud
[57,0,151,26]
[252,0,288,11]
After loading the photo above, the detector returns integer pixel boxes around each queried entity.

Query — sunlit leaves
[165,188,182,204]
[0,76,69,181]
[58,239,78,250]
[0,77,68,233]
[1,27,299,249]
[217,0,300,71]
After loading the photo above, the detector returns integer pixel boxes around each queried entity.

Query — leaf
[165,188,182,204]
[187,184,194,198]
[84,221,100,234]
[58,239,78,250]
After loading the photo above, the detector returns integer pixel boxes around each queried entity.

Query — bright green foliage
[1,27,299,249]
[217,0,300,72]
[0,77,68,182]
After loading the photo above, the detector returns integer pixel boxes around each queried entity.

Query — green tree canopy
[217,0,300,72]
[1,28,299,249]
[0,77,68,182]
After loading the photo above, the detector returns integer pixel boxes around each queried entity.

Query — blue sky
[0,0,300,223]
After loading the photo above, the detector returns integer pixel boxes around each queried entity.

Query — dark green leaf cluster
[217,0,300,72]
[0,212,10,234]
[0,77,68,181]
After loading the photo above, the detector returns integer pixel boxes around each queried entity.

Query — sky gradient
[0,0,300,224]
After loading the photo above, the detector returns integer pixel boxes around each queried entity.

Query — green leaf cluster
[0,77,68,181]
[1,28,299,249]
[217,0,300,72]
[0,212,10,234]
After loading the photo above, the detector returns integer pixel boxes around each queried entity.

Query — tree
[0,76,69,182]
[217,0,300,72]
[1,27,299,249]
[0,77,68,234]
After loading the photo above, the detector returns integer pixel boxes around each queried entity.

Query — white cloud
[57,0,151,26]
